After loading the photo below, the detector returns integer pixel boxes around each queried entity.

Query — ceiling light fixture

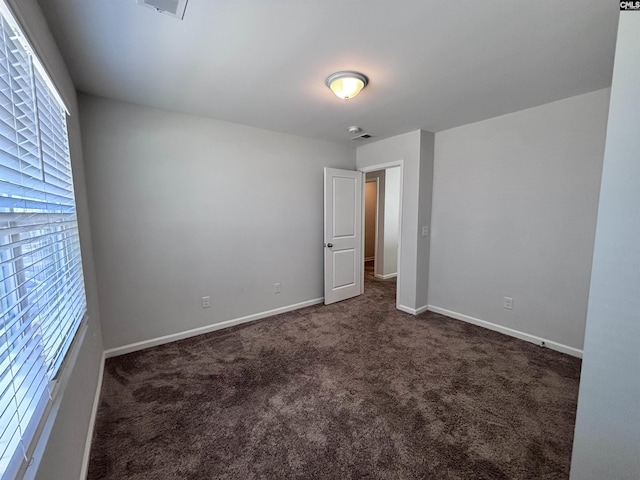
[325,71,368,99]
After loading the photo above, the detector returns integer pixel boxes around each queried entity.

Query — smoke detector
[137,0,189,19]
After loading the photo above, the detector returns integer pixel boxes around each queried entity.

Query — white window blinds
[0,3,87,478]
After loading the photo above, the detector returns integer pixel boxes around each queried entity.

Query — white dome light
[325,71,369,99]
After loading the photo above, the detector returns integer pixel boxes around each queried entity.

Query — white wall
[79,95,355,351]
[356,130,434,313]
[429,89,610,353]
[382,166,400,277]
[570,14,640,479]
[5,1,105,479]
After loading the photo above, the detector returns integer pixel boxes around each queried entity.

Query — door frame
[358,160,404,310]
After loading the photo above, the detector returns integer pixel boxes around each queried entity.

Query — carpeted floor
[88,272,581,479]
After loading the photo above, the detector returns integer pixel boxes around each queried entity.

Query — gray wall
[570,14,640,479]
[5,1,105,479]
[79,95,355,351]
[428,89,610,353]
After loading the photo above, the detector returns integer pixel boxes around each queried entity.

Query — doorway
[361,164,402,306]
[364,178,378,276]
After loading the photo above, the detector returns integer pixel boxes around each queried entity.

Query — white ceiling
[38,0,618,146]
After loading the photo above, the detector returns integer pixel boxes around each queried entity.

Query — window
[0,2,87,478]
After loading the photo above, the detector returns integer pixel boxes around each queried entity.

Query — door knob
[326,243,333,248]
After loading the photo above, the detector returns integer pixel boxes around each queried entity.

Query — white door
[324,168,363,304]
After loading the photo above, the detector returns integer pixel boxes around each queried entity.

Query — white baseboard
[104,297,325,358]
[397,304,429,315]
[79,353,105,480]
[427,305,583,358]
[374,272,397,280]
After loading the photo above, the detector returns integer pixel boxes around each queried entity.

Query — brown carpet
[88,274,581,479]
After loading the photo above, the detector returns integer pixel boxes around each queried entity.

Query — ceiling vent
[351,133,373,141]
[137,0,188,19]
[347,126,373,141]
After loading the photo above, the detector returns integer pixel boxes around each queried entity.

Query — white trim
[21,321,89,480]
[104,298,325,358]
[397,304,415,315]
[374,272,397,280]
[79,352,104,480]
[397,304,429,315]
[359,161,404,173]
[427,305,583,358]
[415,305,429,315]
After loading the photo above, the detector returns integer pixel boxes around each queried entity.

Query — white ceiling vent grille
[137,0,188,20]
[351,133,373,141]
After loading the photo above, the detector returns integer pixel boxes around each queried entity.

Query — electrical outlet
[422,226,429,237]
[504,297,513,310]
[202,296,211,308]
[274,283,281,294]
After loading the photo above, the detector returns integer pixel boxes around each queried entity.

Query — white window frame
[0,2,87,479]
